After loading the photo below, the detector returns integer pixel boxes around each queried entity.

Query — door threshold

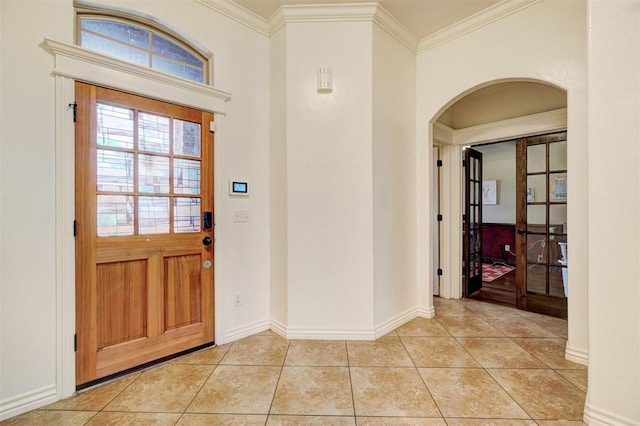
[76,341,216,392]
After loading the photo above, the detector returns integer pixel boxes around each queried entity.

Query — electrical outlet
[537,254,544,263]
[234,294,241,306]
[504,244,510,252]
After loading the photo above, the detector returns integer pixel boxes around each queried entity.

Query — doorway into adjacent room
[462,132,568,318]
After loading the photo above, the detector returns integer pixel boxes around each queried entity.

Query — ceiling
[233,0,502,39]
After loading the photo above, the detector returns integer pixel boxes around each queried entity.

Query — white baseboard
[282,326,375,340]
[269,307,432,340]
[584,401,639,425]
[416,305,436,319]
[223,319,271,343]
[373,308,418,338]
[0,384,57,422]
[565,342,588,366]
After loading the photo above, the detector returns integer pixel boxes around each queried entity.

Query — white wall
[585,1,640,423]
[1,0,73,412]
[285,21,375,333]
[0,0,4,409]
[372,25,417,326]
[417,0,589,364]
[0,0,270,418]
[475,141,516,224]
[269,26,288,330]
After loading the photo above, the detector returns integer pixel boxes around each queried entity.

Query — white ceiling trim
[196,0,417,51]
[418,0,542,53]
[195,0,270,35]
[268,3,417,51]
[268,3,378,34]
[433,108,567,146]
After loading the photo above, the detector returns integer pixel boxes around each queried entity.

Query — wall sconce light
[317,66,333,94]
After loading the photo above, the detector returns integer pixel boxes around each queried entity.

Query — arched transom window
[77,14,209,84]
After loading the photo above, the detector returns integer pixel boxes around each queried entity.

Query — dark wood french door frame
[515,132,568,318]
[463,148,483,297]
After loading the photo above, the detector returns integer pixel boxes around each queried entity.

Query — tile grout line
[398,332,446,421]
[264,338,290,424]
[177,349,223,424]
[345,339,357,421]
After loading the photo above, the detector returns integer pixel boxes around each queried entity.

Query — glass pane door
[516,133,568,318]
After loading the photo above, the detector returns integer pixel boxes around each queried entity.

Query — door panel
[164,254,202,330]
[516,133,567,318]
[463,148,483,297]
[97,260,148,349]
[75,82,214,385]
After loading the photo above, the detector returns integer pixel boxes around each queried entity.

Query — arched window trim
[74,0,213,85]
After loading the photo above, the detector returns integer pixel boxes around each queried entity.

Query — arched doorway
[430,80,568,318]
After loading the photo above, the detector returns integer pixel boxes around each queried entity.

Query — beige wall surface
[475,141,517,224]
[372,24,418,326]
[585,1,640,423]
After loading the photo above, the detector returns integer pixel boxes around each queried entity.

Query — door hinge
[436,159,443,167]
[209,121,217,132]
[437,214,443,222]
[437,268,443,276]
[462,159,466,167]
[73,220,77,237]
[74,334,77,352]
[69,102,77,123]
[462,214,467,221]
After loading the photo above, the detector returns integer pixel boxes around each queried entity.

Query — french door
[463,148,483,297]
[75,82,215,385]
[515,132,568,318]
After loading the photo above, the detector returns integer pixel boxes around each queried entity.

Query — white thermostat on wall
[229,179,249,197]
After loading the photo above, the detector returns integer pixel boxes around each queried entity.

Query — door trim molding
[433,108,567,146]
[42,39,231,114]
[49,38,230,402]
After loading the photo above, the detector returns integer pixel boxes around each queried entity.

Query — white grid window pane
[138,154,170,193]
[139,196,170,234]
[97,149,133,192]
[97,195,134,236]
[97,103,134,149]
[174,159,200,195]
[174,198,201,233]
[173,120,201,157]
[138,112,170,154]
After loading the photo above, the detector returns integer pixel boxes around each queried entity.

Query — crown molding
[418,0,542,53]
[195,1,417,51]
[372,4,419,53]
[268,3,378,35]
[194,0,269,36]
[268,3,417,51]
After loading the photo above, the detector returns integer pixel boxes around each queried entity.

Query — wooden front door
[75,82,215,386]
[463,148,483,297]
[515,132,568,318]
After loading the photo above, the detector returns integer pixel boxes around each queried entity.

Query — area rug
[482,263,515,282]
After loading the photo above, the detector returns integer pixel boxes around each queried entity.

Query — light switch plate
[233,210,249,223]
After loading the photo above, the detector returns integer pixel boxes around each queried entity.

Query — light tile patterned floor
[4,298,587,425]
